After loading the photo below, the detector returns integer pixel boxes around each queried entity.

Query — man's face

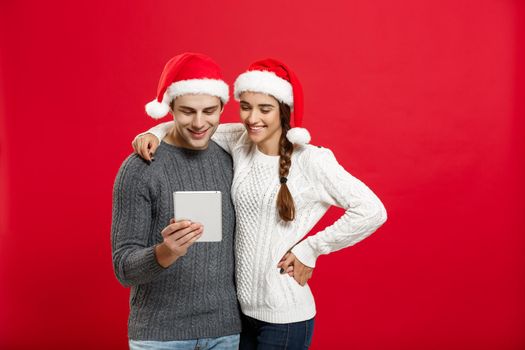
[170,94,222,150]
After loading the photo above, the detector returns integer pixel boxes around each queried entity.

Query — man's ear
[169,98,176,114]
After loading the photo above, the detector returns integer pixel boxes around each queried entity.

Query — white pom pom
[286,127,311,145]
[145,99,170,119]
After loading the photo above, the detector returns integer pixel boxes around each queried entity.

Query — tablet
[173,191,222,242]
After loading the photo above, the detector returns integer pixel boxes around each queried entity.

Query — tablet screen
[173,191,222,242]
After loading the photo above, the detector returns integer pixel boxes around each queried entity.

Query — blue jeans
[239,314,314,350]
[129,334,240,350]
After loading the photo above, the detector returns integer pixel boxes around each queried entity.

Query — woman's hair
[276,102,295,221]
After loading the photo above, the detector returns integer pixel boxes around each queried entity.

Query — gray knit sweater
[111,141,241,341]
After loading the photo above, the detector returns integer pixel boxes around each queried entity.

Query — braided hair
[276,102,295,221]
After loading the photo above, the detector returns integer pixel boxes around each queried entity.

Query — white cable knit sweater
[146,122,387,324]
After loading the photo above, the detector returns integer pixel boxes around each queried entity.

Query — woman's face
[239,91,282,147]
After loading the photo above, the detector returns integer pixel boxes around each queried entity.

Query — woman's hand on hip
[278,252,313,286]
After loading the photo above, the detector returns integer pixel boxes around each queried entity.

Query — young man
[111,53,241,350]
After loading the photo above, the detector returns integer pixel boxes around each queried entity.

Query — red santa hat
[233,58,310,145]
[145,52,229,119]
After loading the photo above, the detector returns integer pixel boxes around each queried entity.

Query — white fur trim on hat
[286,127,311,145]
[234,70,294,106]
[145,78,229,119]
[167,78,229,104]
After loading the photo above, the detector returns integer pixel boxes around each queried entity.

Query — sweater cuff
[132,128,165,146]
[144,245,167,271]
[291,239,320,268]
[149,129,165,144]
[133,246,166,280]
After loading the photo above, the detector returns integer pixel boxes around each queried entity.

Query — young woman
[133,58,387,349]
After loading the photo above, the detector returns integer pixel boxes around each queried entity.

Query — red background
[1,1,524,349]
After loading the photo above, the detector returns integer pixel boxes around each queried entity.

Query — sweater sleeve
[133,121,174,144]
[210,123,246,154]
[134,122,246,155]
[111,156,166,287]
[291,147,387,268]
